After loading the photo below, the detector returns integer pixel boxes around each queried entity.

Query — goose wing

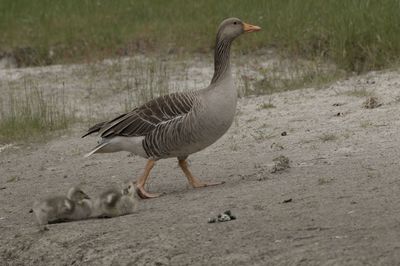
[85,92,197,139]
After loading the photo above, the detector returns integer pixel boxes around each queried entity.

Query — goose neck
[211,37,232,84]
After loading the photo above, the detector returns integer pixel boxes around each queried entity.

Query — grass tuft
[344,88,374,97]
[258,102,275,109]
[120,60,170,111]
[0,83,76,143]
[258,98,276,110]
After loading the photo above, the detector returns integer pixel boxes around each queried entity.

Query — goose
[82,18,261,198]
[32,187,91,231]
[91,182,138,218]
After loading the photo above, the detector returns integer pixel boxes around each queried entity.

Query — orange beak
[243,22,261,33]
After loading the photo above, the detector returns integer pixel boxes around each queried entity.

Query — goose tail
[84,142,110,158]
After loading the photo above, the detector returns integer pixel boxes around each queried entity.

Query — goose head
[67,187,90,201]
[217,17,261,41]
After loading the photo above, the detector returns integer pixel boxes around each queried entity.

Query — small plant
[344,88,373,97]
[250,129,274,142]
[245,117,257,123]
[258,99,275,110]
[319,133,338,142]
[360,121,373,128]
[229,142,239,151]
[318,177,333,185]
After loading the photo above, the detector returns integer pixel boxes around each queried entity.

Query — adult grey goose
[82,18,261,198]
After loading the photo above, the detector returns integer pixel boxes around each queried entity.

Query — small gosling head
[122,181,136,197]
[67,187,90,202]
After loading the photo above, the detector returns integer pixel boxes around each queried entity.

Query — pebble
[208,210,236,223]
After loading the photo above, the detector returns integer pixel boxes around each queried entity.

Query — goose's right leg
[135,159,160,199]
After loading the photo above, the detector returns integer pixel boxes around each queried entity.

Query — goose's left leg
[178,159,224,188]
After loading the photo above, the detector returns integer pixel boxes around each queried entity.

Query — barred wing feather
[96,92,197,139]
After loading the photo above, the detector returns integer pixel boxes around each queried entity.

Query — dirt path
[1,63,400,265]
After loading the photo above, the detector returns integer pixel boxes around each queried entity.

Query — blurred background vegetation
[1,0,400,73]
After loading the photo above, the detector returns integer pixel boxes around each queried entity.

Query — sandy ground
[1,56,400,265]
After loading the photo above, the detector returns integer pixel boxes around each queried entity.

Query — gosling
[92,182,138,218]
[32,186,92,231]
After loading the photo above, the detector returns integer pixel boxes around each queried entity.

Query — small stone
[209,210,236,223]
[281,131,287,136]
[270,142,284,151]
[336,112,344,117]
[282,198,292,203]
[363,96,382,109]
[270,155,290,173]
[217,214,231,222]
[6,176,20,183]
[224,210,232,217]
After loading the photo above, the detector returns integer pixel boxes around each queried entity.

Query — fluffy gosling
[92,182,138,218]
[32,187,91,231]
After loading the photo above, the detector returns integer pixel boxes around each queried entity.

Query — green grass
[258,99,275,110]
[258,102,275,109]
[0,82,76,143]
[1,0,400,72]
